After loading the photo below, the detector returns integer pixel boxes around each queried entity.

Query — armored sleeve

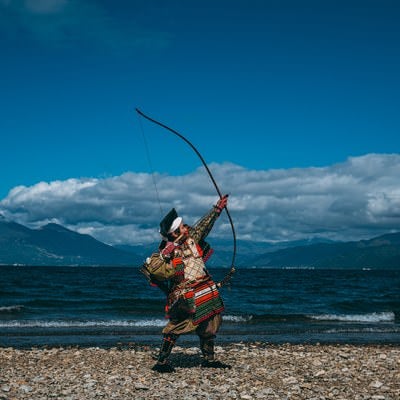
[189,207,220,243]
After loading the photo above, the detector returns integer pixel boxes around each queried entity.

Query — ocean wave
[0,319,167,328]
[0,305,24,313]
[323,326,400,334]
[310,312,395,323]
[223,315,253,323]
[0,315,253,328]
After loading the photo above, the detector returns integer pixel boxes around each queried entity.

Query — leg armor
[152,333,179,373]
[199,336,215,361]
[158,333,179,363]
[195,314,231,369]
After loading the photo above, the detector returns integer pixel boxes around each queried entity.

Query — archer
[142,195,231,373]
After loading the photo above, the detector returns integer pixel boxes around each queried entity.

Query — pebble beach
[1,343,399,399]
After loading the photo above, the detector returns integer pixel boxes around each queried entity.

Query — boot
[152,362,175,373]
[152,333,178,373]
[199,337,231,369]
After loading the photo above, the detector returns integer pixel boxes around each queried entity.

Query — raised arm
[189,195,229,242]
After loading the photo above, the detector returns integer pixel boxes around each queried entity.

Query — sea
[0,266,399,348]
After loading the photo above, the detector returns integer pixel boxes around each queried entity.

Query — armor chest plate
[173,238,206,281]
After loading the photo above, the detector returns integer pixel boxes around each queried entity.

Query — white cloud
[1,154,400,245]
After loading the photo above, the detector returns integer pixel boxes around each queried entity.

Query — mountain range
[0,219,141,266]
[0,218,399,268]
[249,232,400,269]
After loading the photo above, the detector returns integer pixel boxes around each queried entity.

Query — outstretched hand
[215,194,229,213]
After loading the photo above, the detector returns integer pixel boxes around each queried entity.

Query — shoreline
[1,342,399,399]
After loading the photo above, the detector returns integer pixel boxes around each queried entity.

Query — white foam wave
[0,315,253,328]
[223,315,253,323]
[324,327,400,334]
[0,305,24,312]
[310,312,395,323]
[0,319,167,328]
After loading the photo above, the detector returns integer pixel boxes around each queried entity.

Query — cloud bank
[1,154,400,245]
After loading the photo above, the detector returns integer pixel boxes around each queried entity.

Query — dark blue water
[1,266,399,347]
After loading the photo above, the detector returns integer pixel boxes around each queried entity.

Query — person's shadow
[169,352,203,368]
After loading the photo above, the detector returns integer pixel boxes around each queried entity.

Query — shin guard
[199,337,215,361]
[157,333,179,363]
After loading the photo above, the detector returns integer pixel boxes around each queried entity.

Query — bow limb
[136,108,236,286]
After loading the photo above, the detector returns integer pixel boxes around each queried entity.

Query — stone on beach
[0,343,399,399]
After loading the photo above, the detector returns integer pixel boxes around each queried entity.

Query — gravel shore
[1,342,399,399]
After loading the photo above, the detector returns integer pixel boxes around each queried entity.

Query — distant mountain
[115,243,157,260]
[117,237,338,268]
[0,220,141,266]
[165,237,336,267]
[1,218,399,268]
[249,232,400,269]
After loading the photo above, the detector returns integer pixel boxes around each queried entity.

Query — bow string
[135,108,236,287]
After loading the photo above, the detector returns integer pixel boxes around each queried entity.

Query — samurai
[141,195,231,373]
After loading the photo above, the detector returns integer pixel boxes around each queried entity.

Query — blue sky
[1,0,400,246]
